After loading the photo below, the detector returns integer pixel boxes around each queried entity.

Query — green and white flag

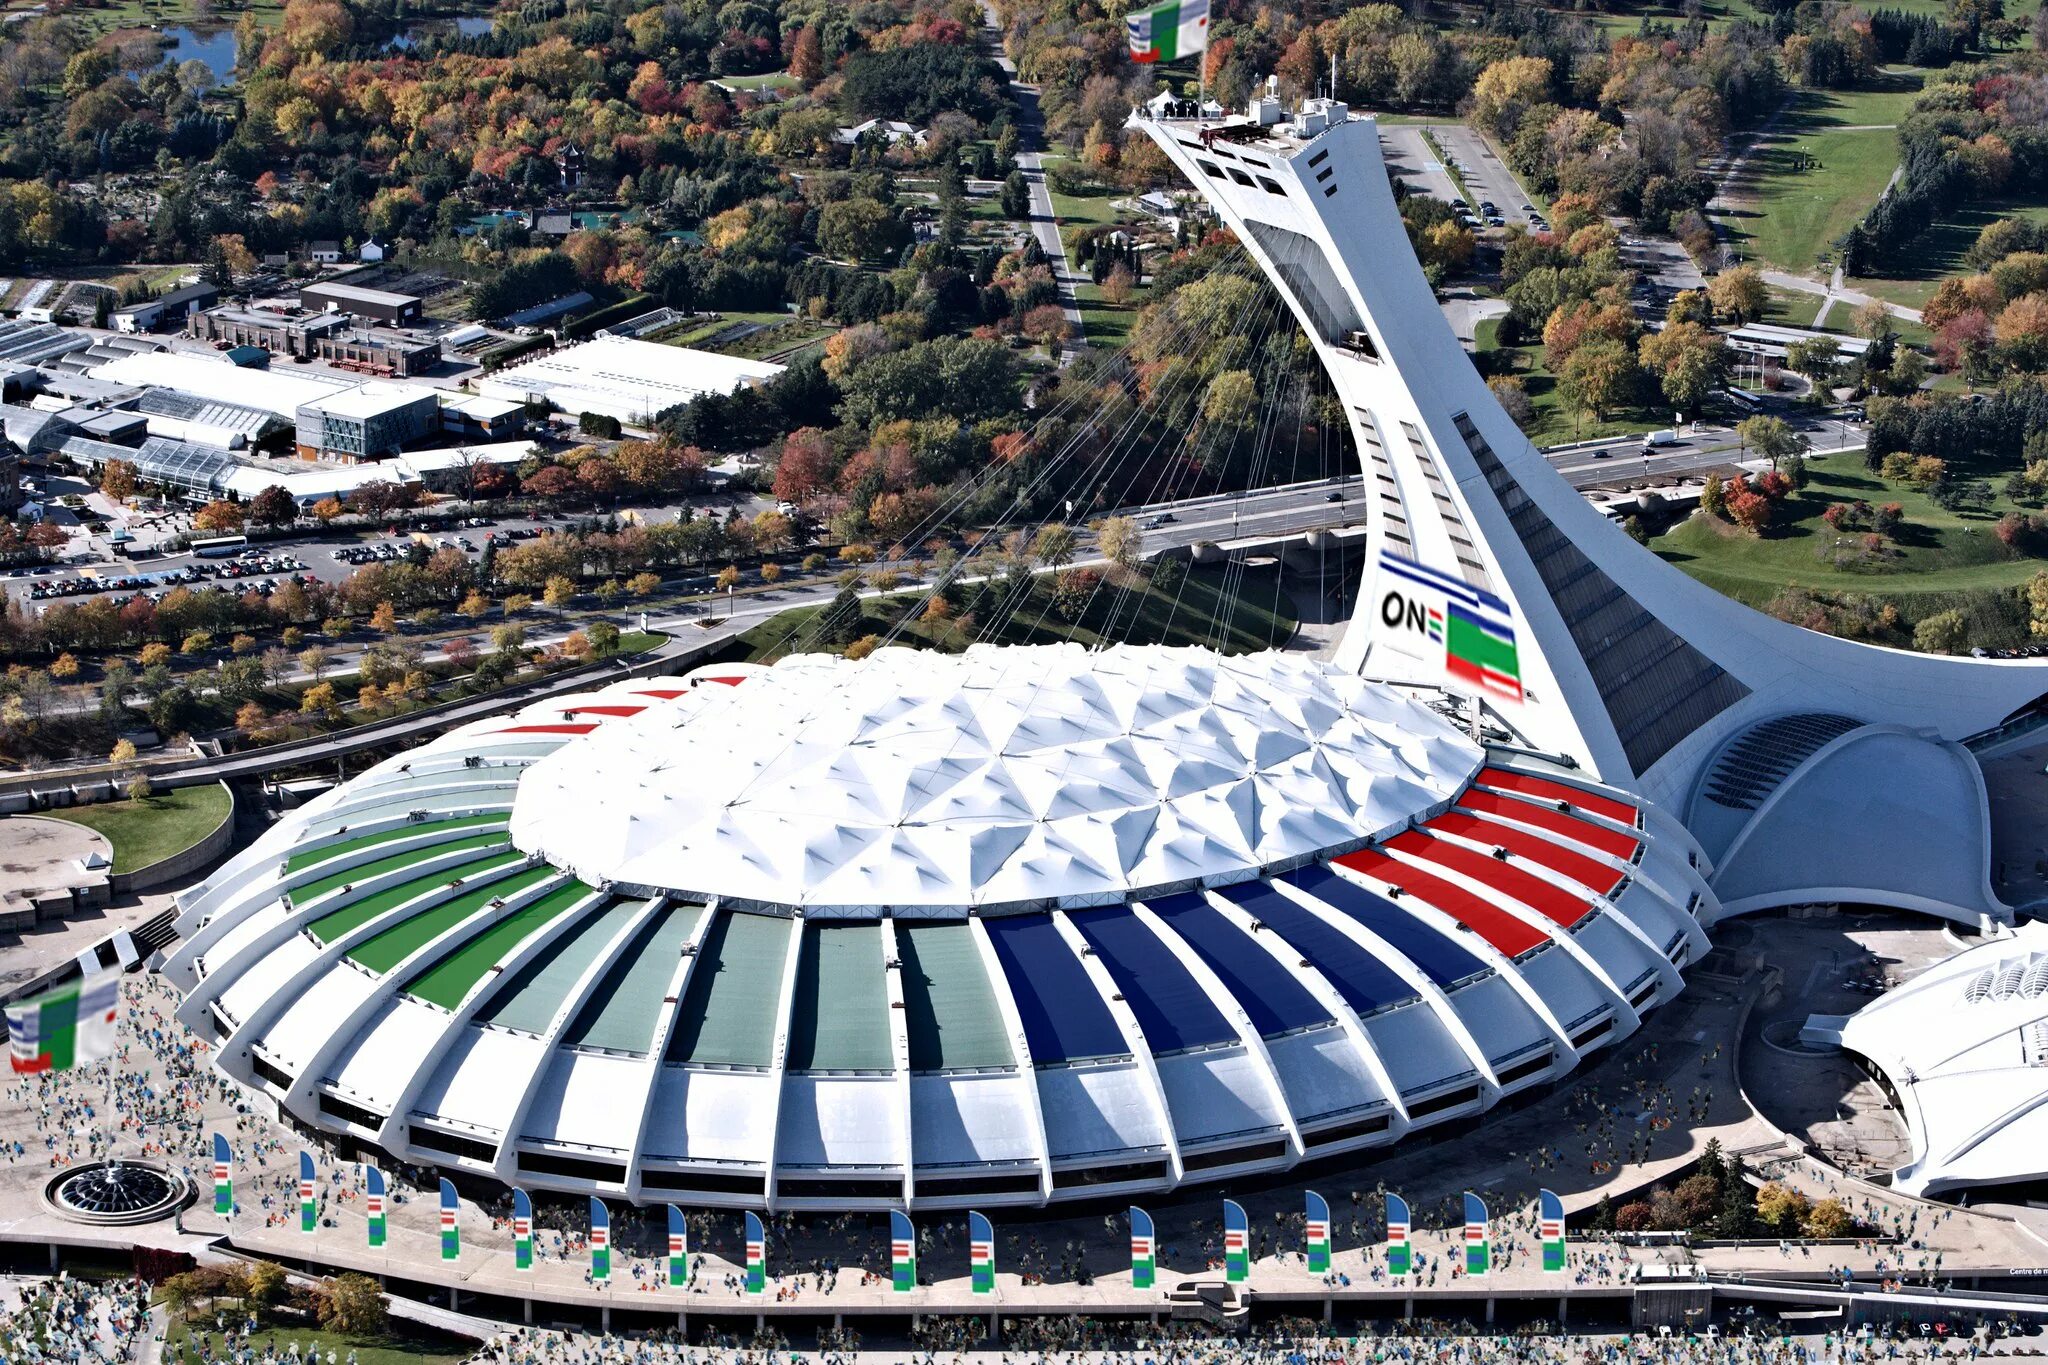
[1126,0,1208,64]
[6,971,117,1074]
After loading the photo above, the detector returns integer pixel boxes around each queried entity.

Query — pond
[388,15,494,48]
[156,26,237,84]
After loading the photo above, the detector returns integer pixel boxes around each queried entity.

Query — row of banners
[221,1138,1569,1291]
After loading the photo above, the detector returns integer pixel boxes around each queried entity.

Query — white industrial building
[90,350,354,420]
[477,334,784,427]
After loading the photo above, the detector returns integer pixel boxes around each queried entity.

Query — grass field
[1851,199,2048,310]
[729,563,1300,663]
[49,784,230,874]
[1073,280,1144,345]
[1723,73,1924,273]
[167,1321,472,1365]
[1478,332,1667,446]
[1656,456,2047,607]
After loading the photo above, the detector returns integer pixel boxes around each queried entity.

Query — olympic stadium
[164,89,2048,1214]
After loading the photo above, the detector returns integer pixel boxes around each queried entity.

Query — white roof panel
[1036,1060,1168,1160]
[775,1075,904,1167]
[329,996,451,1111]
[909,1072,1041,1166]
[414,1025,549,1135]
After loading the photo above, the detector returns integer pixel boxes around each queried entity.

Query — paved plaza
[2,910,2042,1324]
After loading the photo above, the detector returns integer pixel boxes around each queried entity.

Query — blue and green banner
[1130,1206,1156,1289]
[589,1197,610,1282]
[365,1166,386,1248]
[1223,1199,1249,1283]
[667,1204,688,1287]
[744,1210,766,1294]
[1385,1192,1410,1279]
[1463,1191,1490,1278]
[438,1178,460,1262]
[298,1151,316,1233]
[1377,553,1524,704]
[212,1133,232,1216]
[969,1211,994,1295]
[513,1188,533,1270]
[1540,1188,1566,1273]
[1125,0,1209,63]
[1305,1190,1331,1274]
[890,1209,916,1292]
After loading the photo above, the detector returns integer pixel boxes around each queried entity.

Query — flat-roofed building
[299,281,424,325]
[475,333,783,427]
[294,381,439,461]
[191,305,441,377]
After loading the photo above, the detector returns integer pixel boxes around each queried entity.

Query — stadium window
[518,1150,627,1184]
[1404,1083,1481,1120]
[1494,1051,1553,1087]
[1304,1112,1392,1148]
[912,1170,1044,1198]
[640,1168,765,1196]
[1051,1159,1170,1190]
[1180,1139,1289,1172]
[1307,149,1329,167]
[1323,185,1339,198]
[318,1092,387,1131]
[1227,168,1256,187]
[777,1177,904,1200]
[1257,176,1286,196]
[407,1125,498,1165]
[1570,1017,1614,1050]
[251,1054,294,1092]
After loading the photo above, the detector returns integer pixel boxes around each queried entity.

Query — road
[978,0,1086,346]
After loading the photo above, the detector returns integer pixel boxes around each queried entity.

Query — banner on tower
[1540,1188,1567,1273]
[1125,0,1208,64]
[890,1209,916,1292]
[1374,551,1523,704]
[366,1167,386,1249]
[1130,1206,1156,1289]
[513,1189,533,1271]
[1463,1192,1490,1278]
[1385,1192,1410,1279]
[744,1211,766,1294]
[6,971,117,1074]
[1223,1199,1249,1283]
[1305,1190,1331,1275]
[668,1204,689,1287]
[212,1133,232,1217]
[590,1197,610,1282]
[969,1211,994,1295]
[438,1179,460,1262]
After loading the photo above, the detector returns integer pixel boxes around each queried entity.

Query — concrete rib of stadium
[165,643,1716,1213]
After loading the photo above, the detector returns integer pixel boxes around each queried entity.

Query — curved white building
[1837,921,2048,1197]
[165,649,1712,1210]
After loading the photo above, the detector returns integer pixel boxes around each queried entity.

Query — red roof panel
[1478,768,1639,827]
[1385,829,1593,930]
[1457,789,1641,861]
[1424,811,1627,897]
[1333,847,1549,957]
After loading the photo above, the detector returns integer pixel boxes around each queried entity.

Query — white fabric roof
[90,351,352,418]
[475,334,783,425]
[510,644,1481,910]
[1840,920,2048,1196]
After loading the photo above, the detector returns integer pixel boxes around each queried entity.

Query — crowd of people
[461,1318,2041,1365]
[0,1273,153,1364]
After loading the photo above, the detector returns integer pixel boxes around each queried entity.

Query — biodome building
[168,89,2048,1210]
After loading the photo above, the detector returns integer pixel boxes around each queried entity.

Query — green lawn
[1850,199,2048,311]
[614,629,666,654]
[730,563,1299,663]
[167,1320,471,1365]
[1074,280,1145,346]
[1040,156,1125,249]
[1723,73,1925,273]
[48,785,230,875]
[1656,457,2048,607]
[1489,341,1667,446]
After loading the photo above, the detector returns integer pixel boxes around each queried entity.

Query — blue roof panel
[1143,892,1331,1037]
[1286,865,1486,987]
[1066,907,1237,1053]
[982,914,1126,1064]
[1210,881,1417,1015]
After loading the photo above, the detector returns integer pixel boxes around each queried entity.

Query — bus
[1722,386,1765,414]
[190,534,249,559]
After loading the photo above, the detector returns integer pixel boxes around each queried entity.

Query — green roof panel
[474,897,640,1035]
[346,864,558,975]
[303,848,525,945]
[563,902,703,1054]
[402,879,597,1010]
[786,923,890,1072]
[664,911,793,1068]
[898,921,1012,1071]
[286,814,507,875]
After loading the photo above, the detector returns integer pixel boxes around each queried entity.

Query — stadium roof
[511,644,1481,911]
[164,651,1718,1210]
[1838,919,2048,1196]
